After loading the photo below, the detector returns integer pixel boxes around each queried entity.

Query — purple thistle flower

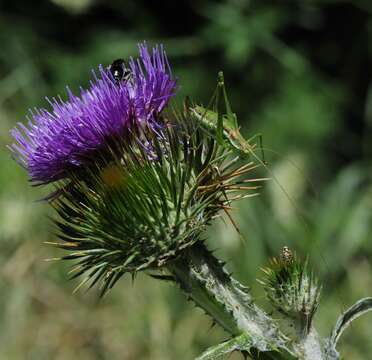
[9,43,177,184]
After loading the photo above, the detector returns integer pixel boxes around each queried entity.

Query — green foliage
[325,297,372,359]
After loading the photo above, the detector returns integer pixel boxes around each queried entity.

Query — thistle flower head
[260,247,321,334]
[9,43,176,184]
[10,48,262,296]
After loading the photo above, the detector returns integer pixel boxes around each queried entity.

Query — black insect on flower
[109,59,132,84]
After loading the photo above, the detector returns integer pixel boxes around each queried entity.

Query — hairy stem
[167,242,296,358]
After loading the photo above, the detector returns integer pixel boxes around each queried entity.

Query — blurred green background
[1,0,372,359]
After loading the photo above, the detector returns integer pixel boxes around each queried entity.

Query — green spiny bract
[50,110,261,295]
[260,248,321,335]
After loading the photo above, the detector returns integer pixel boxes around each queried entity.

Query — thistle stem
[168,243,241,335]
[167,242,295,359]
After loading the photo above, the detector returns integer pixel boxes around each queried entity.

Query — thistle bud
[260,247,321,334]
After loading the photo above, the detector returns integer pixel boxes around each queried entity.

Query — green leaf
[329,297,372,347]
[196,333,253,360]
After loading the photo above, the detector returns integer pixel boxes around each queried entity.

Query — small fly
[109,59,132,85]
[280,246,294,265]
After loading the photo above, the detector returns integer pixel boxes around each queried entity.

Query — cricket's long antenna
[217,72,311,226]
[258,147,319,200]
[190,71,346,312]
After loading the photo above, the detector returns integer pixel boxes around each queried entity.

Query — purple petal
[9,43,177,184]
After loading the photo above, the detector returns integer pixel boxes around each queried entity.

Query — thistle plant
[9,43,372,359]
